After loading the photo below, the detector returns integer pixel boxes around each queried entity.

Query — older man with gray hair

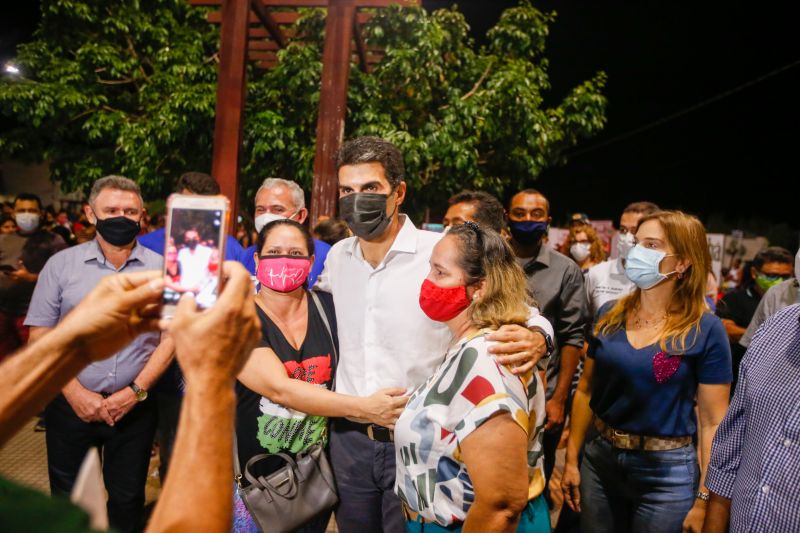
[240,177,331,287]
[25,175,174,533]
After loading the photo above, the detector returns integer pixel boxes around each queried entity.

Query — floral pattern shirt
[394,331,546,526]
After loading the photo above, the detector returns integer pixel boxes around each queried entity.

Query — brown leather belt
[595,419,691,451]
[335,418,394,442]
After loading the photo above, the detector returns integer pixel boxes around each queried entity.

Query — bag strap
[234,292,337,484]
[233,432,243,483]
[309,290,338,389]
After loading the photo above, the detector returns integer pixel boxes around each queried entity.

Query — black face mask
[186,239,199,250]
[339,192,397,241]
[95,215,140,246]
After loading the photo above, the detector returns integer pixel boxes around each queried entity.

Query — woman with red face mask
[394,222,551,533]
[233,219,409,533]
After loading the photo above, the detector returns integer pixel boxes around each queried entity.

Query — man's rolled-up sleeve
[706,352,748,498]
[23,255,62,327]
[556,265,588,348]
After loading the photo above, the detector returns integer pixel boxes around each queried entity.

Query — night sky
[2,1,798,236]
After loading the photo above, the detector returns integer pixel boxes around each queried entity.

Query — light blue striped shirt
[706,304,800,532]
[25,239,163,394]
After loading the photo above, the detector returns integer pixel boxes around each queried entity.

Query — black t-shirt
[715,285,761,328]
[235,291,337,483]
[715,285,761,392]
[0,229,66,314]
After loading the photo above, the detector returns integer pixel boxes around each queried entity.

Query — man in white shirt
[316,136,552,533]
[176,228,212,292]
[585,201,660,317]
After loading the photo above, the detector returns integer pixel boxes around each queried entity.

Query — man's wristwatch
[129,382,148,402]
[530,326,554,357]
[696,490,710,502]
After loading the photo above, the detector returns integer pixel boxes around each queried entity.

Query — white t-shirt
[177,244,212,290]
[585,258,635,318]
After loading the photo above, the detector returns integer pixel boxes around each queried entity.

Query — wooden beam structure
[248,0,287,47]
[211,0,250,225]
[193,0,419,222]
[310,1,356,222]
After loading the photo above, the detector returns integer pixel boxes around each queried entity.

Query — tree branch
[68,108,99,123]
[461,61,493,101]
[96,77,136,85]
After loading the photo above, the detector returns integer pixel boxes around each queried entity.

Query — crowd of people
[0,135,799,533]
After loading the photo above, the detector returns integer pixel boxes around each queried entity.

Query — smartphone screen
[162,196,227,315]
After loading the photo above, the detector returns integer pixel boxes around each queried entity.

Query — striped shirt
[706,304,800,532]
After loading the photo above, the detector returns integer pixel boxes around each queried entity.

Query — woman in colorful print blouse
[560,211,732,533]
[394,222,550,533]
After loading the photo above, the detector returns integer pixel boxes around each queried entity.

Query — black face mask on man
[338,192,397,241]
[94,214,141,246]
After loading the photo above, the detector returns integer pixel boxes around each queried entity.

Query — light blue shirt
[25,239,163,394]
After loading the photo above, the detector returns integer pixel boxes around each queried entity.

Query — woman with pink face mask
[233,219,409,533]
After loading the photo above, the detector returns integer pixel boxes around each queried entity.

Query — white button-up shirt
[316,215,553,398]
[316,216,450,397]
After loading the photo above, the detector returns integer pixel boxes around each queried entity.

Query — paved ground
[1,418,563,532]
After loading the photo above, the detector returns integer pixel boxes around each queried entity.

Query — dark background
[3,1,798,243]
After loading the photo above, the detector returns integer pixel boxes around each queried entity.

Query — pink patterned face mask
[256,255,311,293]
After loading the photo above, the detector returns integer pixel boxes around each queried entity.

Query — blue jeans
[405,495,551,533]
[579,436,698,533]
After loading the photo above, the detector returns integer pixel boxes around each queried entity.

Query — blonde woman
[560,224,607,274]
[560,211,731,533]
[394,222,550,533]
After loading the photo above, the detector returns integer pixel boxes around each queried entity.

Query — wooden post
[211,0,249,231]
[310,0,356,224]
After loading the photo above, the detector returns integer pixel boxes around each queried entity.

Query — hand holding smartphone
[161,194,229,319]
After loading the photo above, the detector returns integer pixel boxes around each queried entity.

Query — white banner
[707,233,725,290]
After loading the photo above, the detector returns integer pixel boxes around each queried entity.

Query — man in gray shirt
[740,247,800,349]
[506,188,587,486]
[25,176,173,533]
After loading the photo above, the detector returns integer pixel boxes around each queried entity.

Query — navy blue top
[588,302,732,437]
[138,227,243,261]
[241,239,331,289]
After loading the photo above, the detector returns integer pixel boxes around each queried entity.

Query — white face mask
[15,212,40,233]
[617,231,636,259]
[254,212,295,233]
[570,242,592,263]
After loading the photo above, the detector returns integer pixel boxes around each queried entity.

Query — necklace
[632,308,669,329]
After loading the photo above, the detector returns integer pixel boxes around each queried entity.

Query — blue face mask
[508,220,548,246]
[624,244,677,290]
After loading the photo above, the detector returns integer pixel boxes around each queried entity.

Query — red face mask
[419,278,471,322]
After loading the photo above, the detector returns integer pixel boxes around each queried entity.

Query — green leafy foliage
[0,0,606,217]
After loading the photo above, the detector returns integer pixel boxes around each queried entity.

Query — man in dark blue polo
[25,176,174,533]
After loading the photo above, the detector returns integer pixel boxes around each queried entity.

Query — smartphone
[161,194,229,319]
